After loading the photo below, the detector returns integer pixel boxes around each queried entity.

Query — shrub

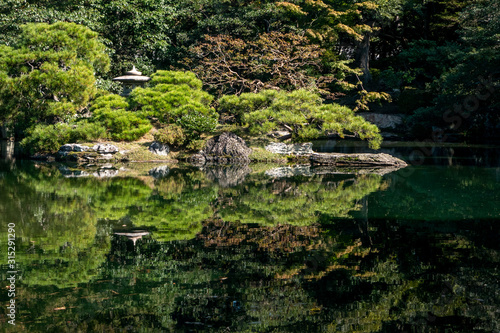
[130,71,214,123]
[90,94,152,141]
[177,111,218,140]
[93,108,151,141]
[185,139,206,152]
[21,123,72,154]
[20,121,108,154]
[69,120,108,142]
[153,124,186,148]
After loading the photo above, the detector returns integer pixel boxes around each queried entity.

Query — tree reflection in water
[0,161,498,332]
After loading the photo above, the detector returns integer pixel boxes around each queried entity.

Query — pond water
[1,141,499,332]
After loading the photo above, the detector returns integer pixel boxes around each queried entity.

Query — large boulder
[148,141,170,156]
[202,132,252,164]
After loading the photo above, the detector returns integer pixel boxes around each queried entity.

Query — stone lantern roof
[112,65,150,96]
[112,65,151,84]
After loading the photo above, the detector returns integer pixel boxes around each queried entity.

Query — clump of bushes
[153,124,186,148]
[20,70,219,153]
[90,94,152,141]
[20,121,108,154]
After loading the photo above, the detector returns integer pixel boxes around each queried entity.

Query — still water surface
[0,142,499,332]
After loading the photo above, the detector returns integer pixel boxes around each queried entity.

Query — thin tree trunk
[356,33,372,84]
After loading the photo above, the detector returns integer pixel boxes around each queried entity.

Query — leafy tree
[220,89,382,148]
[186,32,347,97]
[0,0,176,76]
[95,0,175,76]
[406,0,500,139]
[0,22,110,135]
[0,0,102,47]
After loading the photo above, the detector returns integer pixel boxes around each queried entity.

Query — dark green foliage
[20,121,108,154]
[0,22,110,139]
[153,124,186,148]
[96,0,175,76]
[398,87,434,115]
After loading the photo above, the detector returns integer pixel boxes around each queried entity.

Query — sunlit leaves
[0,22,109,129]
[221,88,382,148]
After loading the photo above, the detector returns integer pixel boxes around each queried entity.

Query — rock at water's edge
[149,141,170,156]
[202,132,252,164]
[310,152,407,167]
[59,144,91,153]
[93,144,119,154]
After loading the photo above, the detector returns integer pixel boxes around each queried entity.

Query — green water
[0,146,499,332]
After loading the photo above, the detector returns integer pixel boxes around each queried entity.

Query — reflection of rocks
[310,152,407,167]
[92,168,119,178]
[204,164,251,187]
[149,141,169,156]
[59,166,90,178]
[57,143,121,163]
[265,165,313,178]
[149,165,170,179]
[202,132,252,164]
[265,142,313,155]
[311,165,403,176]
[265,164,402,178]
[188,153,206,166]
[59,165,119,178]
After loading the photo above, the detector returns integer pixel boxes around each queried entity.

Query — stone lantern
[112,66,151,96]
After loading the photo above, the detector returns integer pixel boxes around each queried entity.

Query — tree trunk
[356,33,372,84]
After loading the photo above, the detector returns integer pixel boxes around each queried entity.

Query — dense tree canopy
[0,22,109,127]
[1,0,499,147]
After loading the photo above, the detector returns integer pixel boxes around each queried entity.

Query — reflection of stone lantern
[112,66,151,96]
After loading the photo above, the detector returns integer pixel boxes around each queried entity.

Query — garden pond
[1,141,499,332]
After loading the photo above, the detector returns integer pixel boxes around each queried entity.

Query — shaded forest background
[0,0,498,145]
